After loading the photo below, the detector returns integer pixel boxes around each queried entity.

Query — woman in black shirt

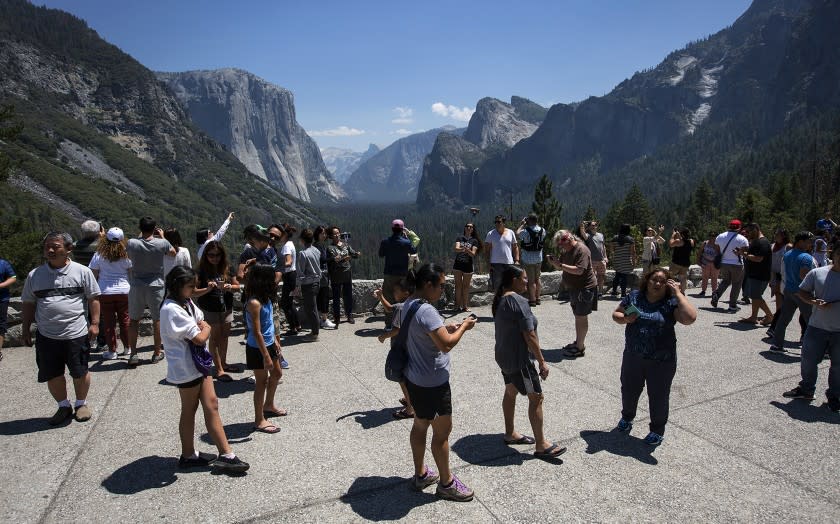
[453,223,481,312]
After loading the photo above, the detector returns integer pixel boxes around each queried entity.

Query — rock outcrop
[462,97,542,149]
[157,68,346,203]
[321,144,379,184]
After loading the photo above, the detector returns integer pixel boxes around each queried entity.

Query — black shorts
[35,332,90,382]
[405,380,452,420]
[0,301,7,335]
[569,287,597,316]
[453,259,473,274]
[176,376,205,389]
[502,361,543,395]
[245,343,279,370]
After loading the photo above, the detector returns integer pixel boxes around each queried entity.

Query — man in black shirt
[737,223,773,325]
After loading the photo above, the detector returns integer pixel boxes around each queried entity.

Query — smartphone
[623,304,641,317]
[468,313,478,320]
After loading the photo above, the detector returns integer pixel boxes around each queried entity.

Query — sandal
[398,397,408,407]
[253,424,281,434]
[504,434,536,445]
[564,346,585,358]
[760,315,774,326]
[151,353,165,363]
[263,408,289,417]
[534,443,567,459]
[392,408,414,419]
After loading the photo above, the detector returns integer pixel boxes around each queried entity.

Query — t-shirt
[454,236,479,266]
[297,245,322,286]
[238,245,277,269]
[583,232,605,262]
[700,241,717,266]
[21,261,101,339]
[196,269,229,313]
[379,234,417,276]
[561,242,597,290]
[485,228,516,264]
[245,300,275,347]
[745,237,772,281]
[89,253,132,295]
[783,248,815,293]
[163,247,192,277]
[816,218,834,236]
[0,258,16,302]
[127,237,173,287]
[493,294,537,373]
[799,266,840,332]
[402,298,448,388]
[160,298,204,385]
[812,237,828,267]
[620,290,678,362]
[671,240,693,267]
[611,236,635,274]
[518,226,544,266]
[279,241,297,273]
[715,231,749,266]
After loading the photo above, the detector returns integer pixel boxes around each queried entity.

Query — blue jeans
[799,325,840,400]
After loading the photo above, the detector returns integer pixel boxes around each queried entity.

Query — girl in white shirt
[160,266,249,474]
[163,228,192,277]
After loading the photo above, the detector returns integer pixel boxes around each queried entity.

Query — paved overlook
[1,290,838,523]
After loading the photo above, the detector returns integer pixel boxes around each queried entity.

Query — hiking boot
[644,432,664,446]
[616,418,633,432]
[74,404,92,422]
[412,465,440,491]
[436,474,474,502]
[710,292,719,308]
[48,406,74,426]
[782,387,815,400]
[178,451,217,468]
[211,455,250,473]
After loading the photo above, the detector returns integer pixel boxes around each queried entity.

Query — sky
[41,0,753,151]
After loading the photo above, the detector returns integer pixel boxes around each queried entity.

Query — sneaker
[211,455,250,473]
[616,418,633,432]
[151,352,165,363]
[727,306,741,313]
[436,474,474,502]
[740,298,751,305]
[710,292,719,308]
[48,406,74,426]
[412,465,440,491]
[302,334,318,342]
[178,451,217,468]
[128,352,140,366]
[280,359,290,370]
[119,348,131,357]
[769,345,785,353]
[644,432,664,446]
[782,387,815,400]
[246,375,256,384]
[74,404,92,422]
[321,318,336,329]
[765,328,775,339]
[826,397,840,413]
[102,351,118,360]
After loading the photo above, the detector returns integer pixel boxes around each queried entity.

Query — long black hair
[163,265,197,307]
[245,263,278,304]
[406,263,446,297]
[492,265,524,316]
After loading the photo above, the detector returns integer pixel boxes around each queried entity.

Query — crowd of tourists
[4,208,838,501]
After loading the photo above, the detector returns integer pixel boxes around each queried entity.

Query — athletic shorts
[246,343,279,370]
[746,278,769,299]
[35,332,90,382]
[569,287,597,316]
[202,309,234,324]
[128,285,165,320]
[502,361,542,395]
[176,376,205,389]
[670,263,689,277]
[592,260,607,277]
[405,380,452,420]
[0,301,8,335]
[453,259,474,274]
[522,263,541,286]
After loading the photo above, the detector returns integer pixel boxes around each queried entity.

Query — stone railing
[4,266,704,346]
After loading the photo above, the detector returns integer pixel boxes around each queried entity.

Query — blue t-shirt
[620,290,678,362]
[402,298,448,387]
[0,259,16,303]
[816,218,834,235]
[379,235,417,276]
[245,300,275,347]
[783,249,815,293]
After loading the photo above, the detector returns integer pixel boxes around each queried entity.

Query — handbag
[184,300,213,376]
[650,242,661,266]
[713,234,736,270]
[384,300,422,382]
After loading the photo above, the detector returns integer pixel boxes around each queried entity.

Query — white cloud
[308,126,366,137]
[391,106,414,124]
[431,102,474,122]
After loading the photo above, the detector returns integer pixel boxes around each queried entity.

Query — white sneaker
[246,375,256,384]
[102,351,118,360]
[321,319,336,329]
[119,348,131,356]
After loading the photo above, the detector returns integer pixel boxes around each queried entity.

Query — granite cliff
[321,144,380,184]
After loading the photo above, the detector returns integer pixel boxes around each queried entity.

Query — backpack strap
[395,300,423,348]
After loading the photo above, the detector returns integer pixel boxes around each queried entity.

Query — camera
[340,232,352,242]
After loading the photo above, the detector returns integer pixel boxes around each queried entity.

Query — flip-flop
[504,435,536,445]
[253,424,281,434]
[263,408,289,417]
[398,398,408,406]
[534,443,567,459]
[561,342,578,351]
[392,408,414,419]
[215,374,234,383]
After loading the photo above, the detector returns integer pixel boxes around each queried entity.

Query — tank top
[672,241,692,267]
[701,241,716,266]
[245,300,275,347]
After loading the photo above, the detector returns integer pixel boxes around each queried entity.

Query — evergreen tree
[604,184,654,235]
[0,104,23,180]
[531,174,563,270]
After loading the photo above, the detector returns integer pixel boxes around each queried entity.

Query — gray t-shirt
[402,298,447,387]
[584,232,606,262]
[494,294,537,373]
[21,261,101,339]
[127,237,172,286]
[800,266,840,331]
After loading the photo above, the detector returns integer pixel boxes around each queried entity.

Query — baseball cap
[392,219,405,229]
[106,227,124,242]
[729,219,742,228]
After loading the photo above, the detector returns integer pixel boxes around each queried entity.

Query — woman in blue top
[401,263,476,502]
[612,268,697,446]
[244,263,286,434]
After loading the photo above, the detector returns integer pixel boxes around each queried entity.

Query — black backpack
[384,301,422,382]
[521,226,546,252]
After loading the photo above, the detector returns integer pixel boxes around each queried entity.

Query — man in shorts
[517,213,546,306]
[548,230,598,358]
[737,223,773,325]
[0,255,16,362]
[21,232,101,425]
[126,217,175,366]
[580,220,607,295]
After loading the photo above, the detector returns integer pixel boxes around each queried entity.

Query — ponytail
[407,263,445,296]
[492,265,525,317]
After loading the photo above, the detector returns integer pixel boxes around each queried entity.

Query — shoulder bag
[384,300,423,382]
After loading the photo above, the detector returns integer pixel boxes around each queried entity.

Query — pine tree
[531,174,563,270]
[0,104,23,180]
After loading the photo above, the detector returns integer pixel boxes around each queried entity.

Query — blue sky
[42,0,752,151]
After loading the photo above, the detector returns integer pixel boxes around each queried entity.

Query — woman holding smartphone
[611,268,697,446]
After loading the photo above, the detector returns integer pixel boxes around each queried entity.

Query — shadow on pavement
[769,400,839,424]
[579,429,658,465]
[200,421,254,445]
[758,350,800,364]
[212,377,253,398]
[354,328,385,338]
[542,348,571,363]
[340,475,436,520]
[713,321,764,332]
[336,407,397,429]
[101,455,178,494]
[0,416,68,435]
[88,359,129,372]
[451,433,526,467]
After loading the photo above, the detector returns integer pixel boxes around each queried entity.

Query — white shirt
[715,231,749,265]
[163,247,192,277]
[485,228,516,264]
[161,298,204,384]
[89,253,132,295]
[280,241,297,272]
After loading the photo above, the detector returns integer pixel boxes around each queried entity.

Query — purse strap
[720,233,737,259]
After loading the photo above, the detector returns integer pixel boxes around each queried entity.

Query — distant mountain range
[320,144,380,184]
